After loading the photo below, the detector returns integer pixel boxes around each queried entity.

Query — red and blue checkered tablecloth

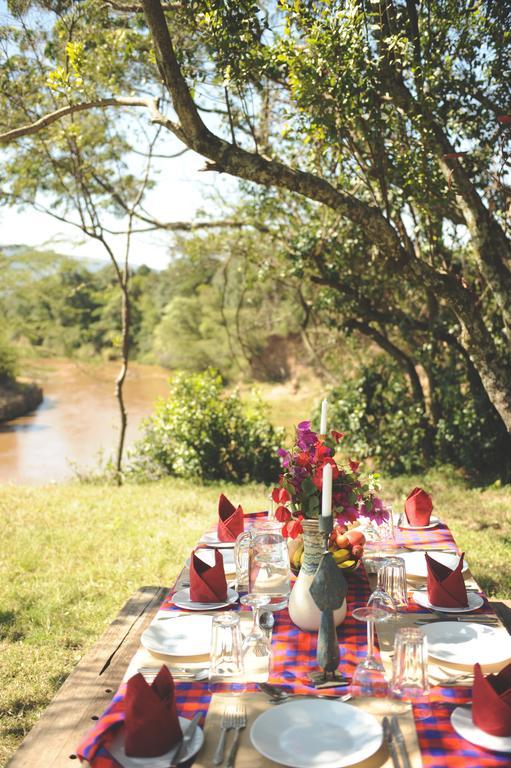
[78,514,511,767]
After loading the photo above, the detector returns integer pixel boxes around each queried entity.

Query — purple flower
[297,421,311,431]
[361,497,389,526]
[278,448,291,468]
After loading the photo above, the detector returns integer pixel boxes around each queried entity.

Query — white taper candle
[321,462,333,517]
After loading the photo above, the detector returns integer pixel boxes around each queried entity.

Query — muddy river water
[0,358,171,484]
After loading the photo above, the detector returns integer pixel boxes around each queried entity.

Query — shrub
[325,357,511,482]
[129,369,284,483]
[326,359,426,475]
[0,335,18,384]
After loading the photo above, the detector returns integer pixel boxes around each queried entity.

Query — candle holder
[308,515,349,688]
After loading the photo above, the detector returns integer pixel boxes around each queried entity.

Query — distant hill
[0,244,111,273]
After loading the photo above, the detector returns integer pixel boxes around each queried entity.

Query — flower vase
[287,519,347,631]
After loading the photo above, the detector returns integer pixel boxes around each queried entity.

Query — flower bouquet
[271,421,387,574]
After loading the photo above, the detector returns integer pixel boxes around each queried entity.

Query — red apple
[345,529,366,547]
[335,533,350,548]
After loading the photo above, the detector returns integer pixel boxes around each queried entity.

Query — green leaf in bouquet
[301,476,317,496]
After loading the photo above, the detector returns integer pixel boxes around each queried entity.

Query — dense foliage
[0,333,17,384]
[129,369,284,483]
[327,358,511,482]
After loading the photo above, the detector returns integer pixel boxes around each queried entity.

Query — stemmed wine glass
[240,593,272,680]
[351,604,389,697]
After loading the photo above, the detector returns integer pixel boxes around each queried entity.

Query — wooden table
[6,587,511,767]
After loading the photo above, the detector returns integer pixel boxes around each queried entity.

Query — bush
[0,335,18,384]
[129,369,284,483]
[326,357,511,482]
[326,360,427,475]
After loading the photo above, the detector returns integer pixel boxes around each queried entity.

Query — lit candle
[320,399,328,435]
[321,462,332,517]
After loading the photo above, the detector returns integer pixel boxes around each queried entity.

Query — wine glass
[367,559,398,620]
[351,605,389,697]
[240,593,272,681]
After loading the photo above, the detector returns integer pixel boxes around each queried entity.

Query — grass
[0,472,510,765]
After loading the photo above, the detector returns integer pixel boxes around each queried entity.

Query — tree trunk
[114,279,130,484]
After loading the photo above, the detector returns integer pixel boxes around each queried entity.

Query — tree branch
[0,97,164,143]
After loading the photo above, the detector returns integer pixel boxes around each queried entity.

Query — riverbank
[0,379,43,422]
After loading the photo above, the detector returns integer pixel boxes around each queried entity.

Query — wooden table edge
[6,585,169,768]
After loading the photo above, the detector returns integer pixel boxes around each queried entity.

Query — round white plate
[250,699,383,768]
[400,551,468,579]
[186,548,236,573]
[109,716,204,767]
[141,614,213,656]
[413,589,484,613]
[398,515,440,530]
[451,706,511,752]
[199,531,236,548]
[172,587,238,611]
[422,622,511,666]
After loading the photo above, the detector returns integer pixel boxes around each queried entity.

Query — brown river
[0,358,171,484]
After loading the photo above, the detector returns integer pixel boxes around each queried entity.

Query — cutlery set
[212,704,247,768]
[383,715,412,768]
[258,681,352,704]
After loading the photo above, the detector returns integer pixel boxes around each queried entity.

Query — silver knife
[170,712,201,767]
[382,717,400,768]
[391,715,412,768]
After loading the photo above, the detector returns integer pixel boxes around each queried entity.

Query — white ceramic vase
[287,519,347,631]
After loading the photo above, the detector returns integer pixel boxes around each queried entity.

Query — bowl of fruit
[289,524,366,575]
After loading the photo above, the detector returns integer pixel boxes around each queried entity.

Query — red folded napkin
[124,666,182,757]
[473,662,511,737]
[425,552,468,608]
[405,487,433,526]
[217,493,244,541]
[189,548,228,603]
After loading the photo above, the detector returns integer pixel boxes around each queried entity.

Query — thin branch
[0,96,160,144]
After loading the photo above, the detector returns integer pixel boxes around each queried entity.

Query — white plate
[250,699,383,768]
[413,589,484,613]
[141,614,213,656]
[400,551,468,579]
[198,531,237,548]
[422,622,511,666]
[398,514,440,530]
[172,587,238,611]
[451,706,511,752]
[109,716,204,767]
[186,548,236,573]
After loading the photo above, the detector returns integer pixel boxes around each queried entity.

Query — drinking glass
[208,613,246,695]
[391,627,431,717]
[351,605,390,697]
[378,556,408,608]
[363,502,396,554]
[235,520,291,610]
[367,564,397,620]
[240,593,271,681]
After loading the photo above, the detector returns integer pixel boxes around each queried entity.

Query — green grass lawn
[0,473,510,765]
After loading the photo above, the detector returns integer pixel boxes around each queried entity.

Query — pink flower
[272,487,291,504]
[275,505,291,522]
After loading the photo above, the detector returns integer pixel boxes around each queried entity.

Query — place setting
[395,487,442,530]
[198,493,244,548]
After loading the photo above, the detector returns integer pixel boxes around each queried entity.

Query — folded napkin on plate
[76,666,182,763]
[190,548,228,603]
[217,493,244,541]
[124,666,182,757]
[473,662,511,737]
[425,551,468,608]
[405,487,433,526]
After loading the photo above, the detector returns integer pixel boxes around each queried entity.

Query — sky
[0,0,239,271]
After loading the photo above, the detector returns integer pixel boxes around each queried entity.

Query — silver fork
[225,704,247,768]
[212,706,236,765]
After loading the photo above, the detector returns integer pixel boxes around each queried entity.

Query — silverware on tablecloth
[225,704,247,768]
[258,681,351,703]
[382,717,400,768]
[169,711,201,767]
[391,715,412,768]
[212,706,236,765]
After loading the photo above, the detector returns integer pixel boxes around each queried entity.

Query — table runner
[79,513,510,768]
